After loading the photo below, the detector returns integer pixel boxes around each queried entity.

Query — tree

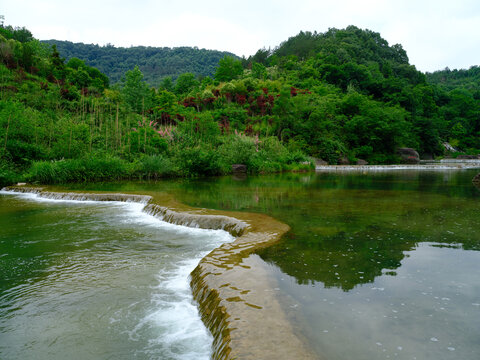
[159,77,174,92]
[174,73,199,95]
[251,62,267,80]
[122,65,149,113]
[214,56,243,82]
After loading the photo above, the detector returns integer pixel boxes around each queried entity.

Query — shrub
[217,135,257,170]
[138,155,176,179]
[0,165,20,187]
[173,145,223,177]
[27,156,132,183]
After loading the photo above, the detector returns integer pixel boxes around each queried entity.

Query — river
[1,170,479,359]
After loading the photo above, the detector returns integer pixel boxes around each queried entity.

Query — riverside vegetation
[1,22,480,187]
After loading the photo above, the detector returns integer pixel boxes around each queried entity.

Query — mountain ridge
[42,39,239,87]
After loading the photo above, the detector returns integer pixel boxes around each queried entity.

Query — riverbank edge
[2,185,317,360]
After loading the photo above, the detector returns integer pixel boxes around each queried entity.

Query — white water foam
[0,189,100,204]
[0,189,233,359]
[131,257,216,360]
[115,201,232,359]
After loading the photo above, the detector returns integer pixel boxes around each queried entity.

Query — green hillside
[42,40,238,87]
[1,23,480,187]
[426,66,480,94]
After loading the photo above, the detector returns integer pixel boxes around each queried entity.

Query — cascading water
[0,190,233,360]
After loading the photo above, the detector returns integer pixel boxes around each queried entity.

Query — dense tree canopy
[214,56,243,82]
[41,40,238,87]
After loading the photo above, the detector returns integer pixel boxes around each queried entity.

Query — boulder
[338,157,350,165]
[356,159,368,165]
[232,164,247,173]
[397,148,420,164]
[314,158,328,166]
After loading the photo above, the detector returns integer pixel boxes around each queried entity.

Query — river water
[0,192,232,360]
[1,170,480,360]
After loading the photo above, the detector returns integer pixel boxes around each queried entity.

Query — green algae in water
[0,192,232,360]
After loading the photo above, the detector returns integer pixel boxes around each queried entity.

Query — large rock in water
[232,164,247,173]
[397,148,420,164]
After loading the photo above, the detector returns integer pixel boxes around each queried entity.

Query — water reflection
[61,170,480,291]
[44,171,480,360]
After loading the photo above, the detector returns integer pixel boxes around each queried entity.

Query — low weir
[316,162,480,171]
[2,185,316,360]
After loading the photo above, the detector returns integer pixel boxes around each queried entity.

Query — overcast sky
[3,0,480,72]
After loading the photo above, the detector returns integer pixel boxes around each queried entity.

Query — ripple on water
[0,192,232,360]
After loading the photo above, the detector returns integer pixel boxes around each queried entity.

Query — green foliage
[122,66,149,112]
[3,22,480,185]
[217,135,257,167]
[173,145,223,177]
[42,40,238,87]
[174,72,199,95]
[27,156,133,183]
[138,155,175,178]
[159,77,174,92]
[0,24,33,43]
[0,157,20,187]
[215,56,243,82]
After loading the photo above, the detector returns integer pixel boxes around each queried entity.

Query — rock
[443,142,458,152]
[232,164,247,173]
[473,173,480,185]
[356,159,368,165]
[338,157,350,165]
[314,158,328,166]
[457,154,479,159]
[397,148,420,164]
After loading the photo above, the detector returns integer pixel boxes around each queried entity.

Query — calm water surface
[0,192,232,360]
[66,170,480,360]
[2,170,480,360]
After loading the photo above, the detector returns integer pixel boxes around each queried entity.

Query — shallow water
[3,170,480,360]
[63,170,480,360]
[0,192,232,360]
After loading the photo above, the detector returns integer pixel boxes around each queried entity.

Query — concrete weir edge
[2,185,318,360]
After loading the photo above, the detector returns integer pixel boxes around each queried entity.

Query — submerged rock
[397,147,420,164]
[473,173,480,186]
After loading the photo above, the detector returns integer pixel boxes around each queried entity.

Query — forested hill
[41,40,238,87]
[2,23,480,187]
[271,27,408,64]
[426,66,480,94]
